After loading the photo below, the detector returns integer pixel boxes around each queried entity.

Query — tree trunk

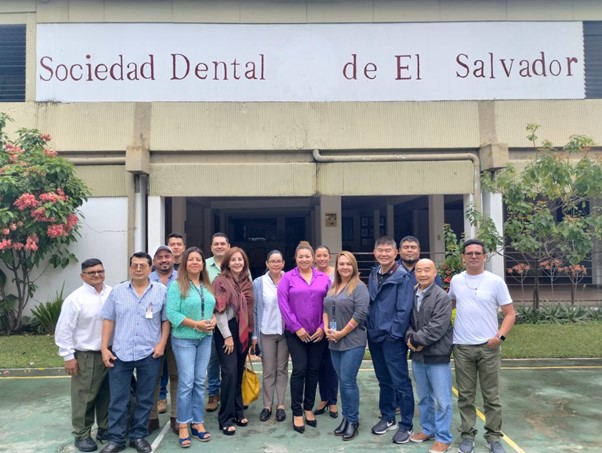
[532,262,541,310]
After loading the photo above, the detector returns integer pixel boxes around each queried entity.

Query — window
[0,24,26,102]
[584,22,602,99]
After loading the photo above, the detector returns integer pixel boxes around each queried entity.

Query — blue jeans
[207,336,221,396]
[368,338,414,431]
[159,358,168,400]
[171,335,213,424]
[412,361,453,444]
[107,354,162,445]
[330,346,364,423]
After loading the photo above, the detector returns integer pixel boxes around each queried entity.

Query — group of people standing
[55,232,515,453]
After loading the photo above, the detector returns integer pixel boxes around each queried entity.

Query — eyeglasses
[130,263,150,270]
[83,270,105,276]
[464,252,484,257]
[268,260,283,264]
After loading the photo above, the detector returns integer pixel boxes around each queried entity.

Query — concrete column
[134,174,147,252]
[148,196,165,253]
[386,203,394,237]
[171,197,187,240]
[483,191,504,277]
[463,193,476,240]
[319,196,342,253]
[429,195,445,264]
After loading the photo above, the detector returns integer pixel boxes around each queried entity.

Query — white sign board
[36,22,585,102]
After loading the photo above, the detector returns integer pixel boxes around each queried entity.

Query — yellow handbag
[241,353,260,406]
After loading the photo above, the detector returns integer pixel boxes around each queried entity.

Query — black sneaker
[392,427,413,444]
[74,437,98,452]
[371,419,397,435]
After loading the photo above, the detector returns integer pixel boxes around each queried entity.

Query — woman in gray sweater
[323,251,369,442]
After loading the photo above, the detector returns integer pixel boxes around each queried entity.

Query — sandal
[178,427,191,449]
[191,426,211,442]
[220,425,236,436]
[235,417,248,427]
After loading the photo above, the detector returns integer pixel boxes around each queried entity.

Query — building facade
[1,0,601,295]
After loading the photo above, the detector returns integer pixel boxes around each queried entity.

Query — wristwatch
[497,334,506,342]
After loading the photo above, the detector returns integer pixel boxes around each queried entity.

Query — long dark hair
[176,247,213,298]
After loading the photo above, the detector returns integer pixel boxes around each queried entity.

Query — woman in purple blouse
[277,241,331,434]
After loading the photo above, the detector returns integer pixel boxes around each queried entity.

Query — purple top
[277,267,330,335]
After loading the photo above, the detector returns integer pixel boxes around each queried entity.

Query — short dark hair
[129,251,152,267]
[81,258,103,271]
[211,232,230,244]
[400,235,420,248]
[167,232,184,241]
[375,235,397,249]
[266,249,283,261]
[462,239,486,254]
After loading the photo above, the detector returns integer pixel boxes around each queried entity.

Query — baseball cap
[153,245,173,257]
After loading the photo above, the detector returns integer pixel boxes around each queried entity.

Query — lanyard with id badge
[145,303,154,319]
[330,301,337,331]
[192,282,206,320]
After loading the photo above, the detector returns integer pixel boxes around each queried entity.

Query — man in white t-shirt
[449,240,515,453]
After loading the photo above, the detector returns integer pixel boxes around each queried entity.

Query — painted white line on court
[151,418,172,451]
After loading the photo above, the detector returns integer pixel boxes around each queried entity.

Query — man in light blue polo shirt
[100,252,170,453]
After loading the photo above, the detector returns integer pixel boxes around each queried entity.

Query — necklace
[463,272,485,295]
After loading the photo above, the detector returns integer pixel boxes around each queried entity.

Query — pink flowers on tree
[0,112,90,332]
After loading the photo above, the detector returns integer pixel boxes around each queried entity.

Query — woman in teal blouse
[166,247,216,448]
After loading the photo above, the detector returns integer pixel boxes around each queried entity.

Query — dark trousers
[214,318,247,429]
[107,354,162,445]
[318,346,338,405]
[368,338,415,431]
[71,350,109,440]
[285,331,326,416]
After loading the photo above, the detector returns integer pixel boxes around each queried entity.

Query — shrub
[30,284,64,334]
[514,303,599,325]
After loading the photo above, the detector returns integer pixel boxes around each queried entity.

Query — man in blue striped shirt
[100,252,170,453]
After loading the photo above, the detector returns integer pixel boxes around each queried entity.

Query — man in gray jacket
[406,259,453,453]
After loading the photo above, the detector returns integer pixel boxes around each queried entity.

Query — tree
[476,124,602,308]
[0,112,90,332]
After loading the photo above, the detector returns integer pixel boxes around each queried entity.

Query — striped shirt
[101,279,168,362]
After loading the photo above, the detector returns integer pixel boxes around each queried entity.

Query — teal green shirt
[166,281,216,340]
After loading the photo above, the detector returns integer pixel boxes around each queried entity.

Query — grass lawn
[0,322,600,368]
[0,335,64,369]
[501,322,602,358]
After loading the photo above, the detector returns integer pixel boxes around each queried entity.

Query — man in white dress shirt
[55,258,112,452]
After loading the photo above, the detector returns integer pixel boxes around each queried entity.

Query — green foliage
[438,224,464,291]
[0,112,90,332]
[30,284,64,334]
[476,124,602,308]
[515,304,600,324]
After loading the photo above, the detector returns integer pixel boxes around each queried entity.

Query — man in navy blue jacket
[366,236,415,445]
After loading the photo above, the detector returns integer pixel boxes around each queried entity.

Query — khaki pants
[71,350,109,440]
[453,344,503,443]
[260,333,289,408]
[150,336,178,419]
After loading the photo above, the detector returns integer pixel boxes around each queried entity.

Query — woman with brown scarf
[213,247,254,436]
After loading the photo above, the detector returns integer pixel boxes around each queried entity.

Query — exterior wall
[0,197,129,315]
[2,0,602,307]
